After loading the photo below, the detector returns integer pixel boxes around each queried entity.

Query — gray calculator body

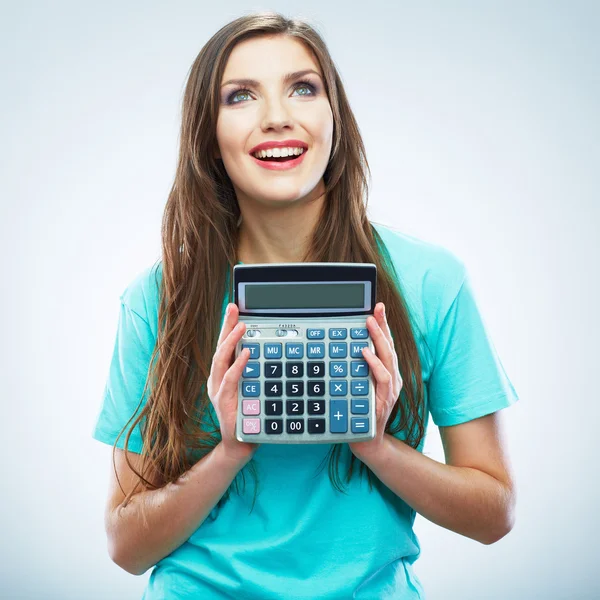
[234,262,377,445]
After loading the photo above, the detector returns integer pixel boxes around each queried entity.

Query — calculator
[234,262,377,444]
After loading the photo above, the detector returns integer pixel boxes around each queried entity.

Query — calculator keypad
[237,323,374,443]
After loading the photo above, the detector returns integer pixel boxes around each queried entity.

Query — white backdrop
[1,1,598,598]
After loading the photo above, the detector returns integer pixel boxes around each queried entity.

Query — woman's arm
[106,442,252,575]
[358,411,516,545]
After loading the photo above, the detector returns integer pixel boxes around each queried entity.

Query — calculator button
[351,380,369,396]
[242,400,260,415]
[265,400,283,415]
[351,418,369,433]
[242,362,260,378]
[350,342,369,358]
[307,343,325,359]
[242,418,261,434]
[264,343,282,359]
[350,360,369,377]
[329,361,348,377]
[286,419,305,434]
[265,419,283,434]
[242,343,260,358]
[307,381,325,396]
[245,330,260,338]
[285,343,304,359]
[307,418,326,434]
[330,380,348,396]
[350,328,369,339]
[329,342,347,358]
[307,328,325,339]
[351,399,369,414]
[286,400,304,415]
[307,400,325,415]
[264,362,282,378]
[286,381,304,396]
[308,362,325,377]
[330,400,348,433]
[329,328,348,339]
[286,362,304,378]
[265,381,283,397]
[242,381,260,397]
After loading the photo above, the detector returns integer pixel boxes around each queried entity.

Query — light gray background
[1,1,598,599]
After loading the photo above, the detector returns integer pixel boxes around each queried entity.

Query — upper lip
[249,139,309,154]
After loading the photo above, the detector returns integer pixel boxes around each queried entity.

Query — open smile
[249,149,308,171]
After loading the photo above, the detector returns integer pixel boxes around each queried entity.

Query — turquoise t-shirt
[92,222,519,599]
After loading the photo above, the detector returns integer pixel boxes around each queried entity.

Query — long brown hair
[113,11,427,514]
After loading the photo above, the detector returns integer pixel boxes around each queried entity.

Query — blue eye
[226,81,317,105]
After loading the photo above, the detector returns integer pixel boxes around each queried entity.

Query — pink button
[243,418,261,434]
[243,400,260,415]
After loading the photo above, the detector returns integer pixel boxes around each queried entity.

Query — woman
[93,11,519,599]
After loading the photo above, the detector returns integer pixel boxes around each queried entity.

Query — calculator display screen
[239,280,372,314]
[234,263,376,316]
[246,282,364,309]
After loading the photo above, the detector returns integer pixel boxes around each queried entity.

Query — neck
[236,186,326,265]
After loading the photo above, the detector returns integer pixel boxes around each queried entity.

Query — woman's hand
[348,302,403,462]
[207,303,260,464]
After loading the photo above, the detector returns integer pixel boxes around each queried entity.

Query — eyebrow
[220,69,323,89]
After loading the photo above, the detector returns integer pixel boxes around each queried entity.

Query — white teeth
[252,147,305,159]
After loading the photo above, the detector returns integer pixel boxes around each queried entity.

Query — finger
[374,303,403,394]
[211,320,247,387]
[366,314,395,377]
[375,303,395,356]
[216,303,240,349]
[221,347,251,395]
[361,345,393,396]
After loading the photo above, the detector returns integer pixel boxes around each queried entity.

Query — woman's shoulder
[370,220,466,293]
[119,258,163,336]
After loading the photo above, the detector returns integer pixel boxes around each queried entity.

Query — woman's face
[216,35,334,208]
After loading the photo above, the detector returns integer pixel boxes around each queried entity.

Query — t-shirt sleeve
[427,268,519,427]
[92,299,156,453]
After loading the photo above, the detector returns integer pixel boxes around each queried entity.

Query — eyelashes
[224,80,318,105]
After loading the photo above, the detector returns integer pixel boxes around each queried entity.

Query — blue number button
[243,362,260,378]
[351,418,369,433]
[264,343,282,359]
[330,400,348,433]
[350,328,369,339]
[329,361,347,377]
[242,343,260,359]
[286,343,304,359]
[307,343,325,358]
[242,381,260,397]
[307,328,325,339]
[351,380,369,396]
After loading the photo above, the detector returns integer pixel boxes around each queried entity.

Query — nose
[260,95,294,131]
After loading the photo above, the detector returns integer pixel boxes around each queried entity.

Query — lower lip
[249,150,308,170]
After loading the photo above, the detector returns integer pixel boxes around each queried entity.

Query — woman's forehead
[221,36,320,83]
